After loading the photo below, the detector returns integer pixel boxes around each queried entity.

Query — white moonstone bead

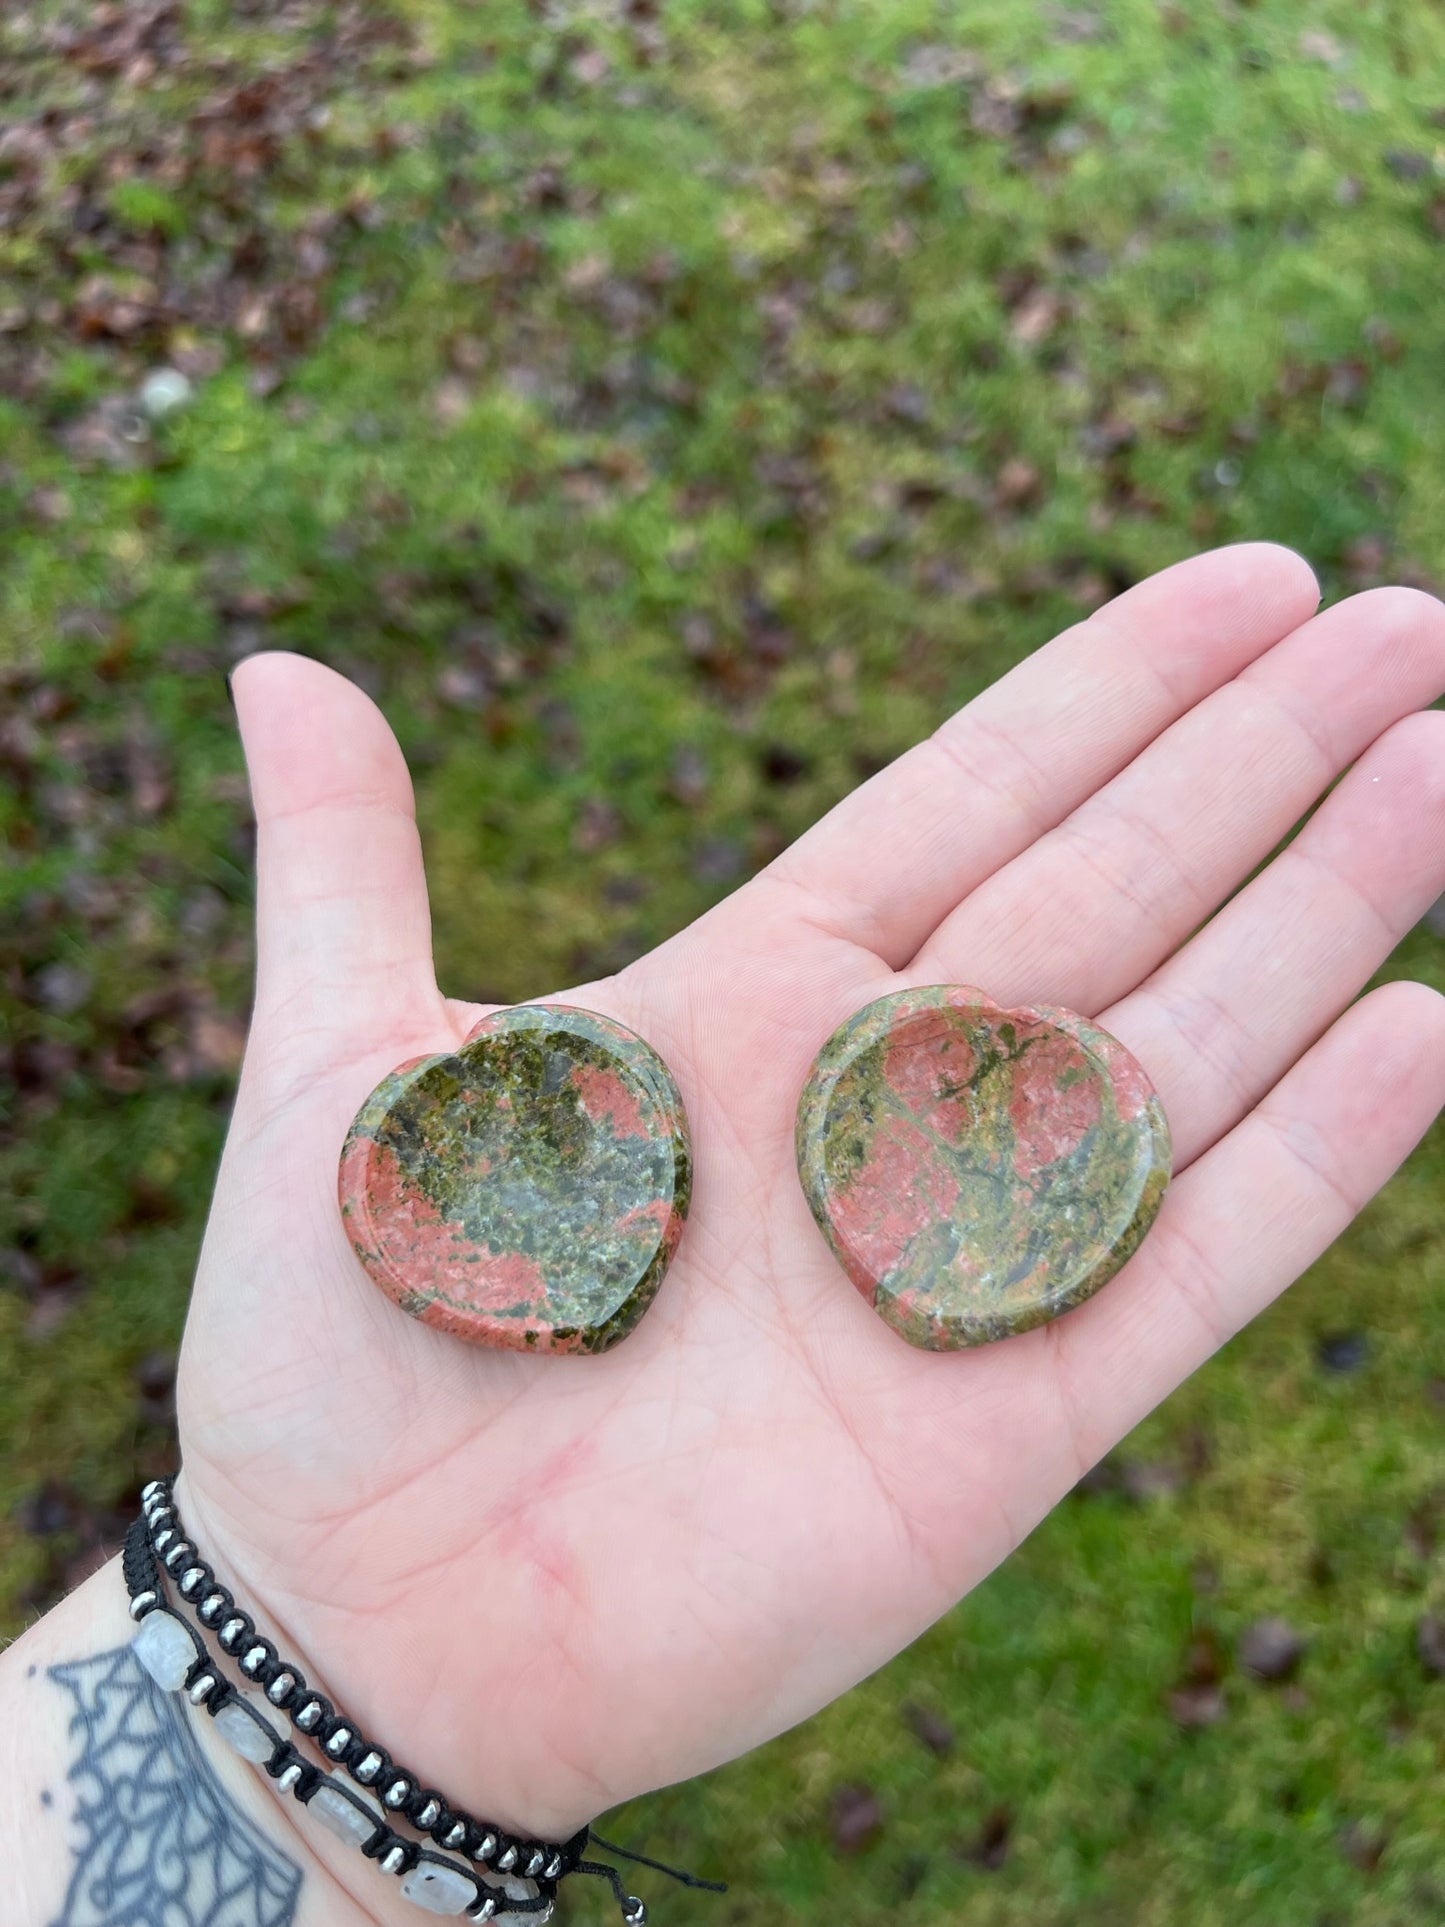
[131,1611,194,1692]
[310,1785,378,1848]
[399,1863,477,1916]
[214,1695,274,1765]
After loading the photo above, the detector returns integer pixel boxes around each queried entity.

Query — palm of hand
[178,545,1445,1843]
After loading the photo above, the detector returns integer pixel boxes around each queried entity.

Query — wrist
[170,1464,595,1848]
[149,1473,571,1922]
[0,1557,379,1927]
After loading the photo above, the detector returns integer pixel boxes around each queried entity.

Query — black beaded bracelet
[126,1512,546,1920]
[139,1479,578,1881]
[129,1479,724,1924]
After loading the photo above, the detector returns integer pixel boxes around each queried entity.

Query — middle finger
[910,587,1445,1012]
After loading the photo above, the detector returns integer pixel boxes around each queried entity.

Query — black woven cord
[589,1833,728,1894]
[182,1652,235,1717]
[122,1513,160,1607]
[262,1740,323,1803]
[575,1858,649,1926]
[361,1828,421,1874]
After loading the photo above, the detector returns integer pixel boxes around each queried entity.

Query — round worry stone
[796,986,1171,1350]
[340,1004,691,1354]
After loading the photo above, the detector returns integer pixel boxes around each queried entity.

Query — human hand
[177,543,1445,1860]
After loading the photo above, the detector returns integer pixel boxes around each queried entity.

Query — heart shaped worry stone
[796,986,1171,1350]
[339,1004,691,1354]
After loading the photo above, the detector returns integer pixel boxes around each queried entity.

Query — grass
[1,0,1443,1918]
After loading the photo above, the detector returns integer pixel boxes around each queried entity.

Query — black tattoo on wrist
[48,1644,302,1926]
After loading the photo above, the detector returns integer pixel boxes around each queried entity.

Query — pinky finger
[1048,979,1445,1465]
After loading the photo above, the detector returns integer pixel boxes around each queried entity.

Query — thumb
[230,652,438,1045]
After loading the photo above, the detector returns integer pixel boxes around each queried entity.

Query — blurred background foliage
[2,0,1444,1919]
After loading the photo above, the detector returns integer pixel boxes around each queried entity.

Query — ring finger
[1099,708,1445,1170]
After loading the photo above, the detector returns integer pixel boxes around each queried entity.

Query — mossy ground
[2,1,1443,1919]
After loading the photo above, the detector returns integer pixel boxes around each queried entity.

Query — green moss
[104,179,188,240]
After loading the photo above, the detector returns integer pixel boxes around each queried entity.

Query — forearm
[0,1559,391,1927]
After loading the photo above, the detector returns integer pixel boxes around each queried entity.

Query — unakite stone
[340,1004,691,1354]
[796,986,1171,1349]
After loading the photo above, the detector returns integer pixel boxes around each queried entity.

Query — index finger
[764,542,1320,966]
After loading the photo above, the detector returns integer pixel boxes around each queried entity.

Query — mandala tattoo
[48,1644,302,1927]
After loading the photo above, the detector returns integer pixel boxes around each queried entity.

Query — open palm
[178,544,1445,1871]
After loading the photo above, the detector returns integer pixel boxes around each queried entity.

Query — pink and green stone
[796,986,1171,1350]
[339,1004,691,1354]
